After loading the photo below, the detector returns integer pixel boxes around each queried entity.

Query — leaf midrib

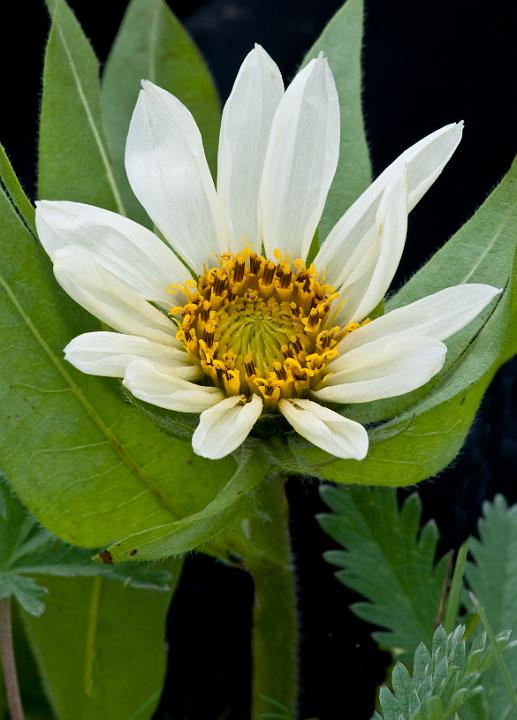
[0,270,179,518]
[52,9,127,217]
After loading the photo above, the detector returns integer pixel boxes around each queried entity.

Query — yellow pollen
[171,250,365,411]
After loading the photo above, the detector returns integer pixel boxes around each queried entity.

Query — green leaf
[21,566,181,720]
[102,443,268,562]
[0,143,36,235]
[286,158,517,487]
[39,0,125,213]
[464,496,517,719]
[376,625,512,720]
[0,477,170,617]
[0,181,263,560]
[303,0,372,240]
[319,485,447,662]
[101,0,220,225]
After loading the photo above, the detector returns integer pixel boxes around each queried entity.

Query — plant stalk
[245,478,298,719]
[0,597,25,720]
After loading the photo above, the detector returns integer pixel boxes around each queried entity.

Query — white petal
[123,359,223,413]
[36,200,192,308]
[259,56,340,261]
[279,398,368,459]
[125,80,228,273]
[53,246,176,344]
[313,335,446,403]
[336,166,409,324]
[218,45,284,254]
[64,331,200,379]
[315,123,464,287]
[192,394,263,459]
[338,284,502,354]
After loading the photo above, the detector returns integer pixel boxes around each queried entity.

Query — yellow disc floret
[170,250,361,411]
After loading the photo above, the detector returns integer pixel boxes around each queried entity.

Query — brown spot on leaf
[129,548,138,557]
[99,549,113,564]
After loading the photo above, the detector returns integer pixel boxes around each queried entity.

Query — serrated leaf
[302,0,372,239]
[376,625,511,720]
[39,0,124,213]
[319,485,447,661]
[22,567,181,720]
[101,0,220,225]
[0,477,171,618]
[0,574,48,617]
[0,182,263,558]
[464,496,517,719]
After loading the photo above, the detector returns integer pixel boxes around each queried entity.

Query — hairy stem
[245,478,298,719]
[0,598,25,720]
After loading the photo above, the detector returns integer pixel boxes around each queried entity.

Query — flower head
[36,46,499,461]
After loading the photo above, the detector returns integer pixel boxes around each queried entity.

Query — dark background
[1,1,516,718]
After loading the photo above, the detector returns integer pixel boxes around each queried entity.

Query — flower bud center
[171,249,360,410]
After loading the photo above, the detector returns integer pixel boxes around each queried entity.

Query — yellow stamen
[170,250,365,411]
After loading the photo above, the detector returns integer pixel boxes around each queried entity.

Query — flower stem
[244,478,298,719]
[0,597,25,720]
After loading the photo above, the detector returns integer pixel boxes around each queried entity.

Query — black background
[1,1,516,718]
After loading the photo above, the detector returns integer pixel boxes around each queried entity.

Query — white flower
[35,45,500,461]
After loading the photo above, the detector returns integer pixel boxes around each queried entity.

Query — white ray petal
[53,246,176,344]
[218,45,284,254]
[315,123,464,287]
[338,166,409,324]
[123,359,222,412]
[260,56,340,261]
[64,331,200,379]
[192,394,263,459]
[279,398,368,459]
[338,284,502,354]
[125,80,228,273]
[313,335,446,403]
[36,200,192,308]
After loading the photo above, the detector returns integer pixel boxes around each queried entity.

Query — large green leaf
[303,0,372,240]
[319,485,447,661]
[286,158,517,486]
[101,0,221,225]
[39,0,125,213]
[21,565,181,720]
[103,443,268,562]
[464,496,517,719]
[0,178,262,557]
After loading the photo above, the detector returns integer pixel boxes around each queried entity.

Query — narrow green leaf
[319,485,446,661]
[39,0,125,213]
[101,0,220,224]
[22,566,181,720]
[0,169,256,558]
[303,0,371,240]
[0,143,36,234]
[444,543,469,633]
